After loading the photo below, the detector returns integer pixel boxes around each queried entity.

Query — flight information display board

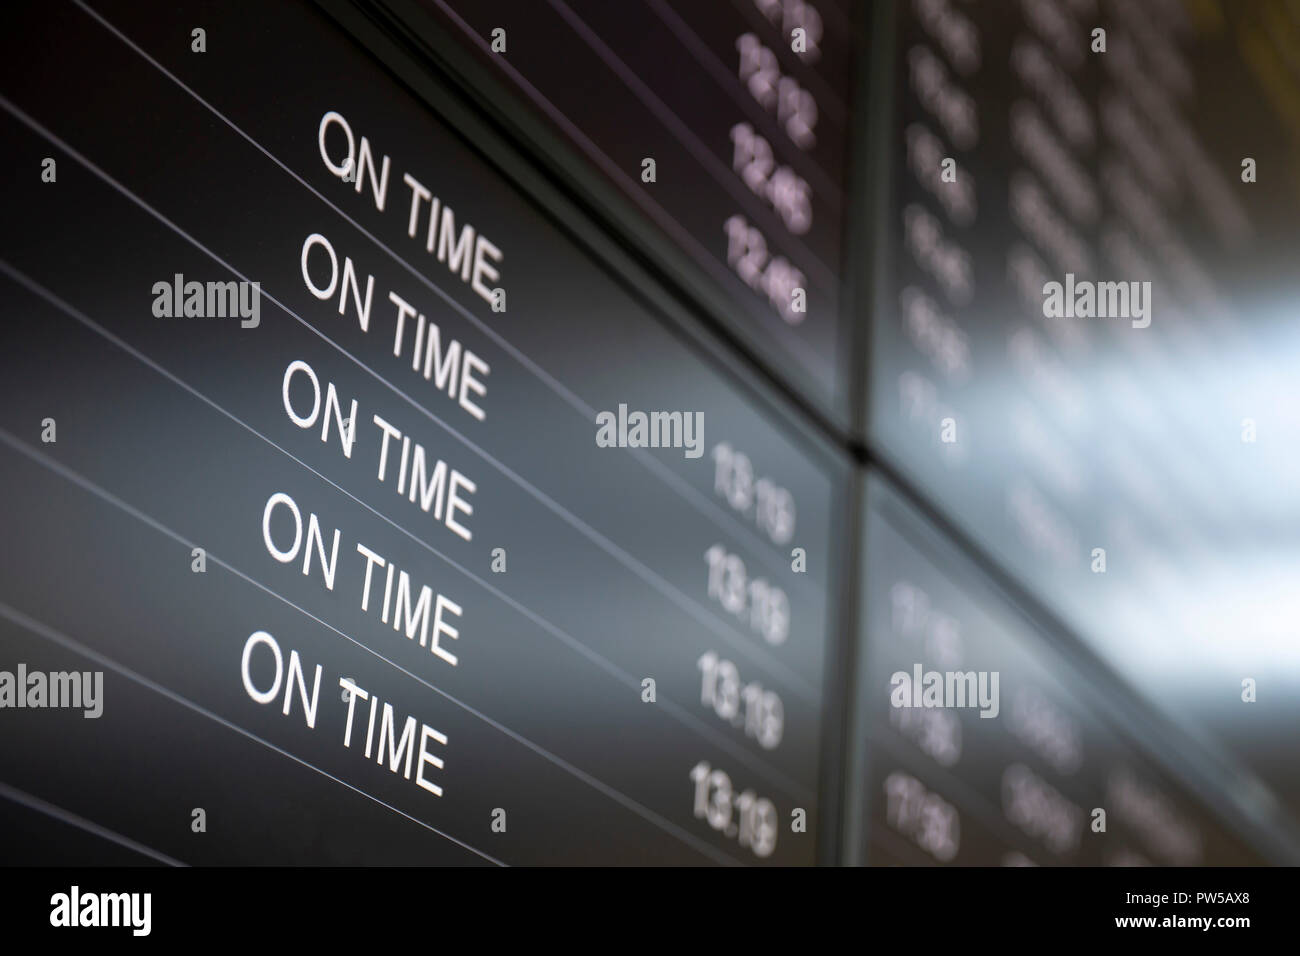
[0,0,848,866]
[849,475,1268,866]
[868,0,1300,822]
[387,0,861,426]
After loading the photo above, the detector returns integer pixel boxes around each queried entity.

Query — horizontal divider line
[0,778,188,867]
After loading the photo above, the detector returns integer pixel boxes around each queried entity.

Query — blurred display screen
[0,0,848,865]
[854,475,1267,865]
[869,0,1300,827]
[402,0,860,423]
[2,0,1296,870]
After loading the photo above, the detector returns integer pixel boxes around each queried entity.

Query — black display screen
[0,0,848,866]
[868,0,1300,828]
[395,0,860,425]
[3,0,1296,873]
[850,476,1267,865]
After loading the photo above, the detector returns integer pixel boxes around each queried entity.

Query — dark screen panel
[394,0,859,425]
[850,474,1269,865]
[0,0,847,866]
[3,0,1296,872]
[868,0,1300,831]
